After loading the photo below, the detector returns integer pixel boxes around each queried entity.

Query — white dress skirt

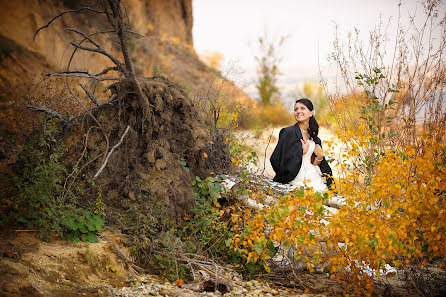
[289,139,327,193]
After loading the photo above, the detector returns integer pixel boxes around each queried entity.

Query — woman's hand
[314,144,324,160]
[301,139,309,155]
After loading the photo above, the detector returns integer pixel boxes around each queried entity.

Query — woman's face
[294,102,313,123]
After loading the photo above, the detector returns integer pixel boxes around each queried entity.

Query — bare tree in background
[324,0,445,148]
[254,30,288,106]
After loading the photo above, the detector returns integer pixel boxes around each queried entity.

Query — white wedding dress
[289,139,327,193]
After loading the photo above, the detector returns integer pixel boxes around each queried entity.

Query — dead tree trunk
[107,0,151,115]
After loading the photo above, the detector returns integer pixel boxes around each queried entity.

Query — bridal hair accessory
[312,109,316,116]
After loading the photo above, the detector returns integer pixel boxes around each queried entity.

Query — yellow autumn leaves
[228,132,445,296]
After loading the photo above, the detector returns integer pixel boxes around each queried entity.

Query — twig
[65,27,101,48]
[64,74,110,170]
[70,41,125,72]
[94,125,131,178]
[27,104,69,123]
[262,128,274,175]
[283,251,306,289]
[402,264,426,297]
[33,7,105,41]
[110,242,145,277]
[95,66,118,76]
[80,84,100,106]
[45,72,120,81]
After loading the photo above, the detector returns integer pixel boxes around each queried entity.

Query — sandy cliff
[0,0,254,140]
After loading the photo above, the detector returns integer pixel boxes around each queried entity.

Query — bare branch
[64,76,111,170]
[80,84,100,106]
[44,72,120,81]
[65,29,143,76]
[94,125,131,178]
[27,104,69,123]
[33,7,105,41]
[95,66,118,76]
[70,41,126,73]
[46,70,90,75]
[66,30,115,75]
[64,28,101,48]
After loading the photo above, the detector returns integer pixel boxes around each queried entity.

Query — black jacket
[270,123,334,189]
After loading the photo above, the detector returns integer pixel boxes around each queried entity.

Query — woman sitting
[270,98,333,192]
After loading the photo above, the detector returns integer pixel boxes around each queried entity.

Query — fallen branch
[110,242,146,277]
[94,125,131,178]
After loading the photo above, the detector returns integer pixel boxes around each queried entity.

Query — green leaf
[309,233,315,241]
[67,232,80,242]
[82,232,99,243]
[268,241,276,256]
[79,224,89,233]
[17,216,28,224]
[294,220,301,228]
[231,255,241,264]
[253,244,263,255]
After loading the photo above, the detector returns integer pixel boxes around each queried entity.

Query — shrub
[1,119,105,242]
[228,70,445,296]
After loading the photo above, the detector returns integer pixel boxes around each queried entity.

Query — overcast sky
[192,0,443,100]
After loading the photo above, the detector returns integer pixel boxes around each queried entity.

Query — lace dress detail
[289,139,327,192]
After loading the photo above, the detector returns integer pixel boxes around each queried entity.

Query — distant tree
[254,32,288,105]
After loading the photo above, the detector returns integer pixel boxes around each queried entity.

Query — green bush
[62,209,104,242]
[3,119,105,242]
[180,175,228,254]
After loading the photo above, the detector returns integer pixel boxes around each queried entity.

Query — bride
[270,98,333,192]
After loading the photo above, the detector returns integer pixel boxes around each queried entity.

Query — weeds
[1,118,105,242]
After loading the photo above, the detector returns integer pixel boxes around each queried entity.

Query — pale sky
[192,0,443,101]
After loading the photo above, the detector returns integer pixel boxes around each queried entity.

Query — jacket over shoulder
[270,123,334,188]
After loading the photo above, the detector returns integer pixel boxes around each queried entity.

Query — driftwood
[110,242,146,277]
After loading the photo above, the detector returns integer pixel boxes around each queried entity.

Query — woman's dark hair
[295,98,319,139]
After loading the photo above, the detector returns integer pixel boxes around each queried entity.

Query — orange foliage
[230,134,445,295]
